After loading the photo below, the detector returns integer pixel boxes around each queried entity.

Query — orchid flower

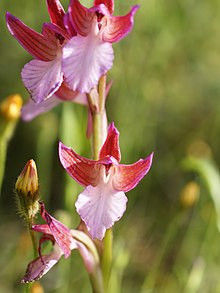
[59,122,153,240]
[6,0,139,120]
[21,202,100,282]
[62,0,139,93]
[6,0,86,121]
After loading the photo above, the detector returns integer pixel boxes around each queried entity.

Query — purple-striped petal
[113,153,154,192]
[94,0,114,14]
[21,54,63,103]
[6,12,58,61]
[75,184,127,240]
[99,122,121,162]
[62,34,114,93]
[68,0,94,36]
[46,0,66,29]
[21,95,61,121]
[21,245,63,283]
[102,5,139,43]
[59,142,100,186]
[40,202,76,258]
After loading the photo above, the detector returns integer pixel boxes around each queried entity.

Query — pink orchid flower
[59,123,153,240]
[22,202,99,282]
[62,0,139,93]
[6,0,86,121]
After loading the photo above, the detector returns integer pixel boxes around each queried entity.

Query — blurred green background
[1,0,220,292]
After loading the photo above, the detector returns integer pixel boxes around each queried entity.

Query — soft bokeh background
[1,0,220,292]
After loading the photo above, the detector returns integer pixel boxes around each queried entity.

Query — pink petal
[102,5,139,43]
[21,245,63,283]
[40,202,76,258]
[62,34,114,93]
[77,242,95,273]
[94,0,114,14]
[113,153,154,192]
[99,122,121,162]
[59,142,100,186]
[68,0,94,36]
[21,95,61,121]
[55,81,87,104]
[75,184,127,240]
[21,54,63,103]
[6,12,58,61]
[32,224,51,234]
[46,0,66,29]
[64,12,77,36]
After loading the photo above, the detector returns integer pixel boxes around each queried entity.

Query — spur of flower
[6,0,139,120]
[59,123,153,240]
[21,202,100,282]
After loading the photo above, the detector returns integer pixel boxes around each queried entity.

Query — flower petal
[113,153,154,192]
[46,0,66,29]
[21,54,63,103]
[62,34,114,93]
[40,202,76,257]
[55,81,87,104]
[99,122,121,162]
[68,0,94,36]
[6,12,58,61]
[21,244,63,283]
[102,5,139,43]
[64,12,77,36]
[59,142,100,186]
[21,95,61,121]
[75,184,127,239]
[32,224,51,234]
[94,0,114,14]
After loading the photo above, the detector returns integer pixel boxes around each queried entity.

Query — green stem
[101,229,113,292]
[88,75,113,292]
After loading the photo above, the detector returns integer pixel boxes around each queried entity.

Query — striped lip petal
[59,142,100,187]
[75,183,128,240]
[46,0,66,29]
[113,153,154,192]
[102,5,139,43]
[94,0,114,14]
[68,0,94,36]
[6,12,58,61]
[99,122,121,162]
[40,202,75,258]
[21,52,63,103]
[62,34,114,93]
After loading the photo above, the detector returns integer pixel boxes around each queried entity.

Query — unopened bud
[16,160,38,197]
[0,94,22,120]
[15,160,40,221]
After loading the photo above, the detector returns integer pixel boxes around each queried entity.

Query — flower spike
[59,123,153,240]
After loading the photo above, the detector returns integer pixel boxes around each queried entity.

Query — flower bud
[15,160,40,221]
[0,94,22,120]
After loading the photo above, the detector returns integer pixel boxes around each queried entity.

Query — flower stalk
[88,75,112,291]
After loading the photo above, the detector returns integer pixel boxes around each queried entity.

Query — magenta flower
[59,123,153,240]
[62,0,139,93]
[21,202,100,282]
[6,0,86,120]
[6,0,139,120]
